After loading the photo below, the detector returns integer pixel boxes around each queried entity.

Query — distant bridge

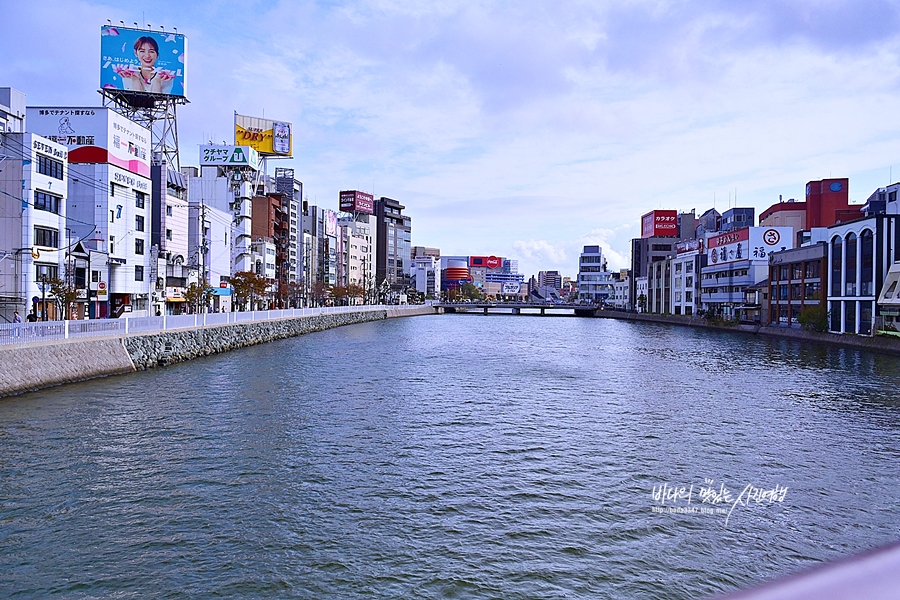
[435,301,601,317]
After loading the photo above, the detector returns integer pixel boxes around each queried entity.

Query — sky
[4,0,900,278]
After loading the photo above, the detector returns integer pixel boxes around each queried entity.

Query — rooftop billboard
[339,190,374,214]
[100,26,187,98]
[470,256,502,269]
[26,107,151,177]
[235,114,292,156]
[641,210,678,238]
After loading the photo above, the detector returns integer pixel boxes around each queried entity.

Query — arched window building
[826,214,900,334]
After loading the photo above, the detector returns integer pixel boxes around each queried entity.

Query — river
[1,314,898,598]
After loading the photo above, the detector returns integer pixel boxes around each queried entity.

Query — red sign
[469,256,503,269]
[220,282,228,288]
[98,282,107,290]
[641,210,678,238]
[339,190,374,215]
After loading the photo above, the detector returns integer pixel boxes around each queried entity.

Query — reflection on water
[1,315,898,598]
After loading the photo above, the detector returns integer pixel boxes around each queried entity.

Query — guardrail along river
[1,315,898,598]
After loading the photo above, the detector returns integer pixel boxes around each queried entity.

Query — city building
[410,255,439,298]
[612,272,631,310]
[700,226,794,319]
[537,270,562,290]
[0,89,71,321]
[630,237,677,311]
[186,146,261,279]
[186,197,233,312]
[577,245,614,303]
[671,239,704,316]
[338,215,376,300]
[151,162,190,315]
[720,207,755,232]
[28,104,153,317]
[824,196,900,335]
[768,241,827,327]
[375,196,411,294]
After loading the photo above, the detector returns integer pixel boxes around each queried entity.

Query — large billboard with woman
[100,25,187,98]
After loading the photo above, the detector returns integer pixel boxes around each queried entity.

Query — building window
[166,205,173,216]
[791,283,803,300]
[135,191,146,209]
[792,263,803,280]
[831,237,843,297]
[166,229,172,241]
[860,230,874,296]
[34,191,61,214]
[780,265,789,281]
[805,282,820,299]
[34,226,59,248]
[110,235,115,254]
[110,183,116,197]
[135,239,144,255]
[805,261,820,279]
[35,263,58,281]
[37,154,64,180]
[136,215,145,232]
[135,266,144,281]
[845,233,857,296]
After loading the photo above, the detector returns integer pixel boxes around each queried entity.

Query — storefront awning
[166,297,187,303]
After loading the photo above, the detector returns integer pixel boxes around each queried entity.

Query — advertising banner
[235,114,292,156]
[641,210,678,238]
[199,145,260,170]
[100,26,186,97]
[706,227,793,266]
[339,190,375,214]
[325,210,338,237]
[27,107,151,178]
[469,256,503,269]
[676,239,703,254]
[501,282,521,295]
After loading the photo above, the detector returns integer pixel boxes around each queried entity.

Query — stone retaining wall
[1,307,443,398]
[125,310,388,370]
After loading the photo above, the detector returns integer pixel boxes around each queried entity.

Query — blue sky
[5,0,900,278]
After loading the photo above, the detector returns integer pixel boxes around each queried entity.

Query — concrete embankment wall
[0,338,136,397]
[593,310,900,356]
[1,306,440,398]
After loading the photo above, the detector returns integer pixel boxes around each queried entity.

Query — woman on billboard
[114,36,175,94]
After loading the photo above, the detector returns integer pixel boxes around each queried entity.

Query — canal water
[1,315,898,598]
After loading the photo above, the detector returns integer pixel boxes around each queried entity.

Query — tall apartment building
[375,196,411,293]
[338,216,375,298]
[537,270,562,290]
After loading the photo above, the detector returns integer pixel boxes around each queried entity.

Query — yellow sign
[234,114,292,156]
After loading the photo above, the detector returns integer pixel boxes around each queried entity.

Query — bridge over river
[435,301,600,317]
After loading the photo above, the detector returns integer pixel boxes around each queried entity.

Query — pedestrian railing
[0,304,429,347]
